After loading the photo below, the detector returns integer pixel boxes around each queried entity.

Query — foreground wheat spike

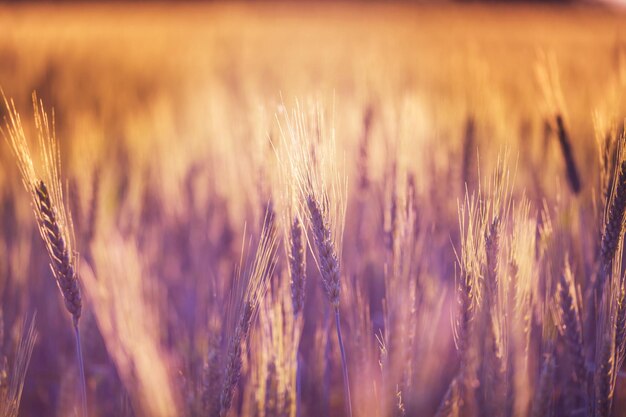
[600,159,626,275]
[219,220,278,417]
[593,260,623,417]
[0,315,37,417]
[35,181,82,319]
[304,158,351,417]
[2,93,82,323]
[594,329,615,417]
[307,195,341,307]
[276,101,351,417]
[1,92,87,417]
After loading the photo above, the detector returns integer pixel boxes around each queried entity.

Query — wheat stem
[335,307,352,417]
[74,322,88,417]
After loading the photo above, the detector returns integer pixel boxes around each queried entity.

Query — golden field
[1,2,626,417]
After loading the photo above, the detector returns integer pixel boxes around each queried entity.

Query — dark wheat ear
[1,92,81,324]
[35,180,82,322]
[591,135,626,312]
[555,114,581,194]
[594,329,616,417]
[306,194,341,307]
[276,101,351,417]
[599,149,626,275]
[2,92,87,417]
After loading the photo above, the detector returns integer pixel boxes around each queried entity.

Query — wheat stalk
[276,100,352,417]
[1,91,86,417]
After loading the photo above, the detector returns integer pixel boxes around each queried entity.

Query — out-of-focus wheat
[219,218,278,417]
[0,315,37,417]
[81,234,180,417]
[555,257,589,413]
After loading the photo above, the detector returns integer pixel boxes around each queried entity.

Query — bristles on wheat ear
[307,194,341,307]
[35,180,82,322]
[276,100,351,416]
[2,92,82,323]
[2,92,86,416]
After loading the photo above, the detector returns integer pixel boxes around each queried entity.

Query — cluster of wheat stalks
[0,56,626,417]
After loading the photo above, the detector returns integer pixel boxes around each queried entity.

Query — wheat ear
[599,160,626,277]
[276,100,351,417]
[306,194,352,417]
[289,216,306,315]
[555,114,582,194]
[1,92,87,417]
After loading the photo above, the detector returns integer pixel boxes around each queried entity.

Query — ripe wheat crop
[1,2,626,417]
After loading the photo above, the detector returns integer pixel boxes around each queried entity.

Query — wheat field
[1,2,626,417]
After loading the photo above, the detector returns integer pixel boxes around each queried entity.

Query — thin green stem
[335,307,352,417]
